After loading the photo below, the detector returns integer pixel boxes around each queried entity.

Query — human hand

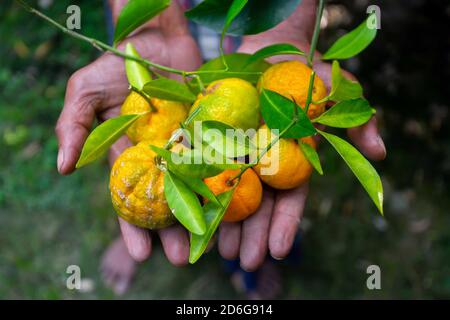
[56,2,202,265]
[217,0,386,271]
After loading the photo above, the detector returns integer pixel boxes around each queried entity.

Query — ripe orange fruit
[258,61,328,119]
[189,78,260,130]
[109,140,175,229]
[121,91,189,144]
[253,125,316,190]
[204,169,263,222]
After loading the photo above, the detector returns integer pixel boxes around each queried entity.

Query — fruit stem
[307,0,325,67]
[304,71,316,114]
[130,86,157,112]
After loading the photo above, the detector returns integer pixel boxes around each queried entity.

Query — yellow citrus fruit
[189,78,260,131]
[258,61,327,119]
[121,91,189,144]
[109,139,175,229]
[204,169,263,222]
[252,125,315,190]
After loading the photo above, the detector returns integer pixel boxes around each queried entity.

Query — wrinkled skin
[56,0,385,269]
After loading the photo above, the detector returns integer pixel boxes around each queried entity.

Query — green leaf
[193,53,270,91]
[186,0,301,36]
[150,145,241,179]
[199,121,253,158]
[246,43,305,65]
[313,98,375,128]
[260,89,316,138]
[189,189,235,263]
[176,176,221,206]
[318,130,383,214]
[322,13,378,60]
[164,170,206,235]
[143,78,196,103]
[299,141,323,175]
[76,114,145,168]
[329,60,363,102]
[224,0,249,33]
[125,43,152,90]
[114,0,171,45]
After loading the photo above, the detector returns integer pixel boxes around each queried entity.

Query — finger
[269,184,308,260]
[108,136,133,166]
[118,217,152,262]
[55,70,97,175]
[240,190,275,271]
[347,117,386,161]
[218,222,241,260]
[158,224,190,267]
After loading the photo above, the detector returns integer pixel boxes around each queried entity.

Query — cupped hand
[217,40,387,271]
[56,2,202,265]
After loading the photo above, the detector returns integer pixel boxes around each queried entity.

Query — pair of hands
[56,1,385,271]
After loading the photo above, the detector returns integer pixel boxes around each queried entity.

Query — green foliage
[313,99,374,128]
[328,60,363,102]
[260,89,316,138]
[318,130,383,215]
[125,43,152,90]
[186,0,301,36]
[143,78,196,103]
[299,141,323,175]
[114,0,171,45]
[197,121,252,158]
[189,189,235,263]
[246,43,305,65]
[164,170,206,235]
[322,13,378,60]
[76,114,146,168]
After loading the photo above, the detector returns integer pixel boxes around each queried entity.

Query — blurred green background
[0,0,449,299]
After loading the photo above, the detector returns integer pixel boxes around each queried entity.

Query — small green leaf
[164,170,206,235]
[176,176,221,206]
[143,78,196,103]
[150,145,240,179]
[299,141,323,175]
[199,121,253,158]
[329,61,363,102]
[322,13,378,60]
[114,0,171,45]
[185,0,301,36]
[246,43,305,65]
[313,99,374,128]
[76,114,145,168]
[189,189,235,263]
[125,43,152,90]
[318,130,383,214]
[260,89,316,138]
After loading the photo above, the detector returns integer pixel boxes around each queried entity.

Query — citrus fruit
[253,125,315,190]
[121,91,189,144]
[204,169,263,222]
[258,61,327,119]
[109,139,175,229]
[189,78,260,131]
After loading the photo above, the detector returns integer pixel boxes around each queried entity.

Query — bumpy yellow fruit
[109,140,175,229]
[189,78,260,130]
[258,61,328,119]
[253,125,316,190]
[121,91,189,144]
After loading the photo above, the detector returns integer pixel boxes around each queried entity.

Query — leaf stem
[304,71,316,114]
[307,0,325,67]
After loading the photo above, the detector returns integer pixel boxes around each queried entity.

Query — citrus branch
[307,0,325,67]
[14,0,260,78]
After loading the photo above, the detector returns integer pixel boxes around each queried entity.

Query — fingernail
[271,255,284,261]
[377,135,386,154]
[57,149,64,173]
